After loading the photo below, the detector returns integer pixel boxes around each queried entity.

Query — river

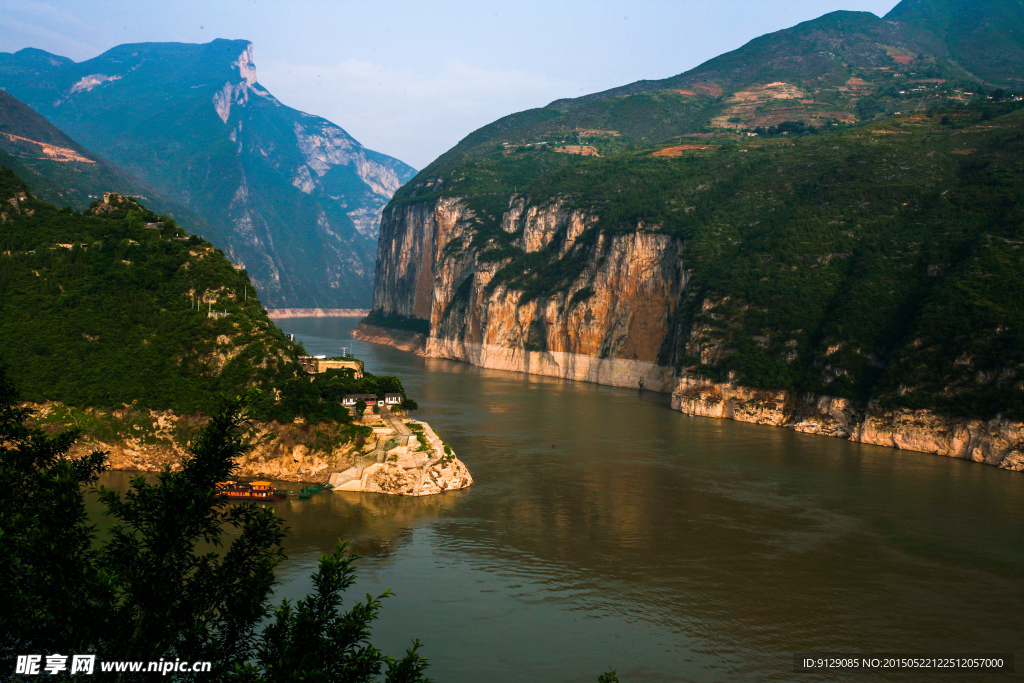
[104,317,1023,681]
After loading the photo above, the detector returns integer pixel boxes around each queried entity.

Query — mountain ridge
[0,89,214,231]
[361,0,1024,468]
[0,39,416,308]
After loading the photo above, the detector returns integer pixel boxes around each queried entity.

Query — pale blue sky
[1,0,900,168]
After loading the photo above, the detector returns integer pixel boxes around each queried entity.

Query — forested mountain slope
[0,90,211,228]
[369,100,1024,422]
[0,168,407,423]
[0,39,416,308]
[404,0,1020,184]
[364,0,1024,430]
[0,168,295,412]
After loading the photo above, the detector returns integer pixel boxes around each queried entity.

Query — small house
[384,393,403,405]
[342,394,378,407]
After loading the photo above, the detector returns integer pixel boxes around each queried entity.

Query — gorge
[356,0,1024,471]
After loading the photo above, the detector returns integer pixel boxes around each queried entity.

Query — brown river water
[99,317,1023,681]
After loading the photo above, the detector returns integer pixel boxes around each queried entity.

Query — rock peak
[234,42,256,88]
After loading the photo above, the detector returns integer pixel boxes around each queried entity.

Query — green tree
[0,367,430,681]
[354,398,368,422]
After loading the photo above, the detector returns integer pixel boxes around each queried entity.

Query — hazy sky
[1,0,901,168]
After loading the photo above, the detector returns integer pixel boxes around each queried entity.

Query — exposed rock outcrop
[34,402,474,489]
[670,379,1024,470]
[0,39,417,308]
[328,419,473,496]
[363,195,1023,472]
[363,197,684,391]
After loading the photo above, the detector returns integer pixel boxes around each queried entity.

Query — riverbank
[353,324,1024,472]
[266,308,369,319]
[328,409,472,496]
[29,401,474,490]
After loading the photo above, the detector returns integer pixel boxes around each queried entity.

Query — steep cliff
[0,40,416,307]
[367,197,683,390]
[359,104,1024,470]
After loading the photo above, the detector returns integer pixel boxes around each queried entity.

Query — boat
[216,480,287,500]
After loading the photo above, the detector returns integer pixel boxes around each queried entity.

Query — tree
[0,367,109,669]
[0,367,430,681]
[354,398,367,421]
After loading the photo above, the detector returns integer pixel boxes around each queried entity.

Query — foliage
[0,368,430,681]
[0,366,109,668]
[0,170,297,415]
[749,120,818,137]
[253,370,408,425]
[0,170,416,432]
[392,101,1024,420]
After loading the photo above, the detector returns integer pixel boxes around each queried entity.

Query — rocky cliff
[356,0,1024,472]
[363,197,684,391]
[360,201,1024,471]
[0,40,416,308]
[358,108,1024,474]
[671,379,1024,471]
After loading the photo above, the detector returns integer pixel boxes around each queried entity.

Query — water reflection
[95,316,1023,682]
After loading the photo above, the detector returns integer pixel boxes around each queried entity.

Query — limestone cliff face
[671,379,1024,471]
[362,195,1024,472]
[367,197,685,390]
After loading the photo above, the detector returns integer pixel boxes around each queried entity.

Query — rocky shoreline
[328,416,473,496]
[354,325,1024,472]
[32,401,474,491]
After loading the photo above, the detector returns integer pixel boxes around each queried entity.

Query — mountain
[0,166,411,425]
[0,167,295,413]
[0,89,213,232]
[408,0,1019,178]
[0,167,432,483]
[357,0,1024,468]
[885,0,1024,85]
[0,39,416,308]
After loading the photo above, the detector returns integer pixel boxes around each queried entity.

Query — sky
[1,0,901,169]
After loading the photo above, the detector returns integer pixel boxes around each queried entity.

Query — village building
[384,393,403,405]
[342,393,379,407]
[298,355,364,378]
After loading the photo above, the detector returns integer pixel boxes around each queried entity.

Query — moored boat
[216,480,287,500]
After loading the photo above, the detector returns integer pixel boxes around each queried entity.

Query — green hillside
[371,0,1024,421]
[0,168,408,421]
[0,90,214,230]
[388,100,1024,420]
[0,40,416,309]
[401,0,1019,191]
